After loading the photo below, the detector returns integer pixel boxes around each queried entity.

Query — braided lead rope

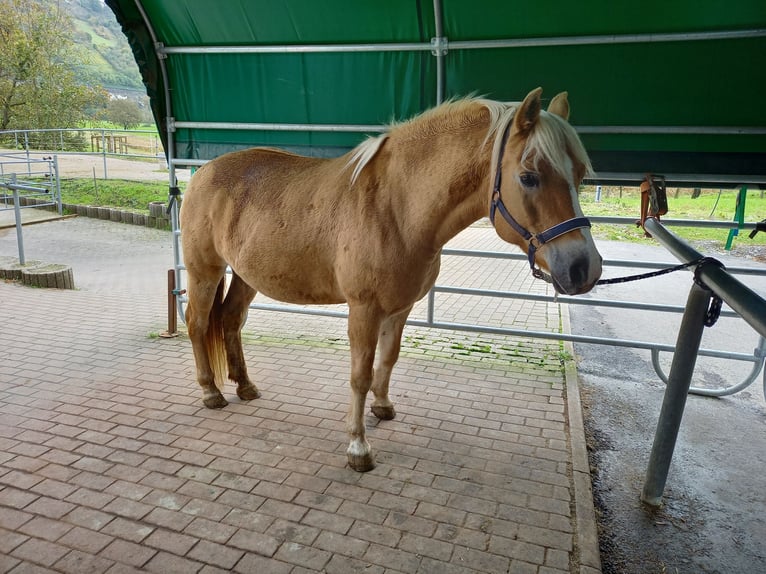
[537,256,725,327]
[595,259,704,286]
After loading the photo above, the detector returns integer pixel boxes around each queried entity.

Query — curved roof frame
[108,0,766,188]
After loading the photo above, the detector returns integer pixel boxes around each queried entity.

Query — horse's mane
[347,96,592,185]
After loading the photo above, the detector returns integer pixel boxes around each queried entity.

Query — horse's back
[183,147,328,208]
[180,147,351,303]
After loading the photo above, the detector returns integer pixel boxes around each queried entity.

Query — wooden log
[148,201,167,218]
[20,263,75,289]
[0,259,44,281]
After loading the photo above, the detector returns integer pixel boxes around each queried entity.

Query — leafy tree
[104,97,142,130]
[0,0,107,132]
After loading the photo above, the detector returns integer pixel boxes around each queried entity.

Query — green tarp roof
[106,0,766,186]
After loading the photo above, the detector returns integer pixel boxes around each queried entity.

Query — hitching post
[641,281,712,506]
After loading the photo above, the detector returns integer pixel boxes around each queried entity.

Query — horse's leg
[370,305,413,421]
[346,303,383,472]
[186,269,229,409]
[222,272,260,401]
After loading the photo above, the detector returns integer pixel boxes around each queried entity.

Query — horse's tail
[205,276,228,391]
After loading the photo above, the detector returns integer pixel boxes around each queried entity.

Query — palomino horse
[180,87,602,471]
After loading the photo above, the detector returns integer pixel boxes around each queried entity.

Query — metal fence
[0,128,163,179]
[0,156,61,264]
[169,211,765,398]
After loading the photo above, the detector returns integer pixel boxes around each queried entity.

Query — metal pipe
[433,0,445,104]
[442,247,763,276]
[644,218,766,338]
[171,120,766,137]
[134,0,180,299]
[650,337,765,397]
[218,297,757,363]
[173,120,384,133]
[101,130,107,178]
[12,184,25,264]
[587,172,766,186]
[576,125,766,135]
[591,215,761,232]
[448,28,766,49]
[158,27,766,56]
[433,284,740,318]
[641,282,711,506]
[161,42,436,55]
[53,155,61,215]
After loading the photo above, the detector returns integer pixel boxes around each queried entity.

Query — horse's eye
[519,172,540,188]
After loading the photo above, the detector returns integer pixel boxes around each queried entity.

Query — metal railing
[0,128,163,179]
[639,218,766,505]
[169,212,765,396]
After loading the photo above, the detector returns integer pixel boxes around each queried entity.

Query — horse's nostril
[568,255,589,287]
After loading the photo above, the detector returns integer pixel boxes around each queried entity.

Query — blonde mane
[347,97,592,185]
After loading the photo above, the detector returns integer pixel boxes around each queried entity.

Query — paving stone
[0,219,599,573]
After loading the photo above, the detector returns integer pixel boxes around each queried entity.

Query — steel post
[101,130,108,178]
[12,183,25,265]
[641,282,712,506]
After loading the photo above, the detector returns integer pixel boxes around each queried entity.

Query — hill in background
[61,0,144,94]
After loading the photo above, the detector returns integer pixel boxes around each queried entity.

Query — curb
[561,303,603,574]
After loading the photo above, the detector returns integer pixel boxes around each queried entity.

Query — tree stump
[20,263,75,289]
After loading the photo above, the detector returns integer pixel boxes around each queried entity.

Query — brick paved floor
[0,217,600,573]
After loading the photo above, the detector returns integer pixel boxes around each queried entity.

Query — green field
[580,186,766,248]
[60,178,170,214]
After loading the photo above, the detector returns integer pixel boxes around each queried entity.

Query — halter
[489,122,592,279]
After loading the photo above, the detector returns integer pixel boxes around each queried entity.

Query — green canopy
[106,0,766,186]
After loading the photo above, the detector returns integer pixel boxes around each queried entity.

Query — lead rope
[536,256,724,327]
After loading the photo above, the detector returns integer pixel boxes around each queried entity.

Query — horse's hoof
[347,452,375,472]
[203,394,229,409]
[371,405,396,420]
[237,383,261,401]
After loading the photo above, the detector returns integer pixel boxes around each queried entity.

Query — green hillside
[60,0,144,91]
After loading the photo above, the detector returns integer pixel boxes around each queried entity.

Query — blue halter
[489,123,592,279]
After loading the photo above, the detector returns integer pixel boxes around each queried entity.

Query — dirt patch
[692,239,766,263]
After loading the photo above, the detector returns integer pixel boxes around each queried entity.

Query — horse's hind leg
[346,303,383,472]
[186,268,229,409]
[222,272,261,401]
[370,305,413,421]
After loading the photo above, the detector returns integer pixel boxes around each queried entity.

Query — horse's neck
[389,126,492,251]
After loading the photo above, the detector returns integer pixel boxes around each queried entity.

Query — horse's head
[489,87,602,295]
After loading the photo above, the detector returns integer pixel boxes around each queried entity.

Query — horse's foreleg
[370,306,413,421]
[186,271,229,409]
[222,273,260,401]
[346,304,382,472]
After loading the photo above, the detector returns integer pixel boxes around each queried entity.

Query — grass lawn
[580,186,766,249]
[60,178,172,214]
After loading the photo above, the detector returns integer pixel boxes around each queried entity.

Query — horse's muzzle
[550,253,603,295]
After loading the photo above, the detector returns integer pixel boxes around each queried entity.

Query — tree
[105,98,142,130]
[0,0,107,132]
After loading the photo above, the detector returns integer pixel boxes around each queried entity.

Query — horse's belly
[235,263,345,306]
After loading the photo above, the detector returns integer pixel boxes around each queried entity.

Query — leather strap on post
[637,173,668,237]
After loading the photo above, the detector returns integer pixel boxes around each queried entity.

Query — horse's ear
[548,92,570,121]
[513,87,543,134]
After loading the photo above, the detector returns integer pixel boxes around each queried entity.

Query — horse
[179,87,602,472]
